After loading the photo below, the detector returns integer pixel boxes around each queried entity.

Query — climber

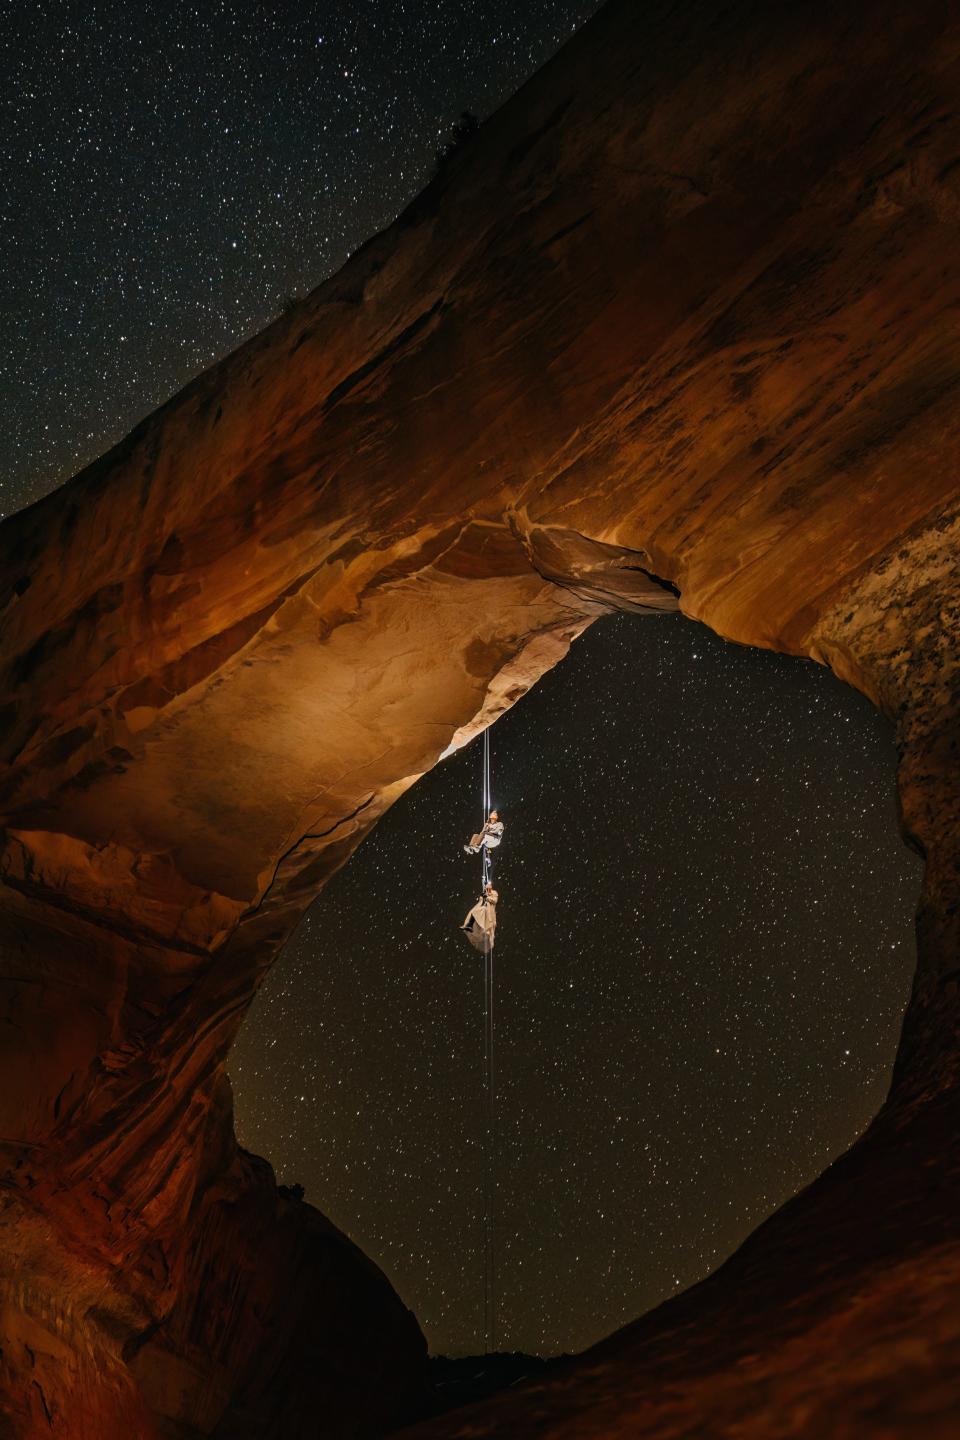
[461,881,499,953]
[464,809,504,855]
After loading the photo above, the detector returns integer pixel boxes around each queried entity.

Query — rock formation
[1,0,959,1434]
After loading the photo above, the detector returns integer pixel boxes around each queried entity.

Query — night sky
[6,0,923,1364]
[1,0,602,517]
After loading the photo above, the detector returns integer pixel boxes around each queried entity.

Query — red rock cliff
[1,0,959,1435]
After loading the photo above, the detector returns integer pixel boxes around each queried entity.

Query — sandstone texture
[1,0,959,1434]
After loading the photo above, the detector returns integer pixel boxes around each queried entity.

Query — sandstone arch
[1,0,959,1434]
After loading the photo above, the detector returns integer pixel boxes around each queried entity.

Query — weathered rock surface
[1,0,959,1434]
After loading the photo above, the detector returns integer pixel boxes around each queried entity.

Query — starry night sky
[1,0,601,517]
[5,0,923,1364]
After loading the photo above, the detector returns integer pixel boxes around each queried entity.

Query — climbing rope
[481,724,496,1355]
[482,726,492,890]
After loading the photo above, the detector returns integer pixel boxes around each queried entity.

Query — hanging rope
[481,725,496,1355]
[482,726,492,889]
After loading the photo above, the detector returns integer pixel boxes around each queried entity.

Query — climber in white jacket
[463,810,504,854]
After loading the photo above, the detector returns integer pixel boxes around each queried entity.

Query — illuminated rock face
[1,0,959,1434]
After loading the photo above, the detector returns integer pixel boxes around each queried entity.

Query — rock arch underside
[2,0,960,1435]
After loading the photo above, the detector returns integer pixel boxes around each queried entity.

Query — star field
[229,613,922,1356]
[1,0,602,517]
